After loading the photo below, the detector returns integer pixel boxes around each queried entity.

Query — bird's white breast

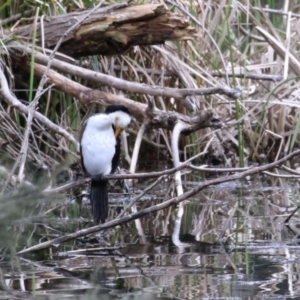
[81,114,116,176]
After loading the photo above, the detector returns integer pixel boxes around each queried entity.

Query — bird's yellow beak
[114,127,122,138]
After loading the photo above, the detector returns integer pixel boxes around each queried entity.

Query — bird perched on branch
[80,105,131,223]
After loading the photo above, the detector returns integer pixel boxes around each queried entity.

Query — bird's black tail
[90,178,108,223]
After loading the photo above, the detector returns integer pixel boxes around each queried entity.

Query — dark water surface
[1,176,300,300]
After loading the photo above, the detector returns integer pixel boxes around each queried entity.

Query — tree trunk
[9,3,195,57]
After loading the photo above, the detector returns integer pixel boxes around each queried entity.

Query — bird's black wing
[111,135,121,174]
[80,144,87,175]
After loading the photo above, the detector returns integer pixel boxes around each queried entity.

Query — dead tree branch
[9,3,195,57]
[8,42,242,111]
[12,58,223,134]
[210,71,283,82]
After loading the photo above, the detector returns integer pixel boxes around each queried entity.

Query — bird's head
[105,105,131,137]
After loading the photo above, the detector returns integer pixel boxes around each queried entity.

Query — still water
[1,175,300,299]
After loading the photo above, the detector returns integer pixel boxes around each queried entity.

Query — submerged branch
[18,149,300,254]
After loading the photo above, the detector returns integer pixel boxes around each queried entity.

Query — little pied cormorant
[80,105,131,224]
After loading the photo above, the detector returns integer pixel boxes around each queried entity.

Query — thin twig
[189,165,249,172]
[113,65,283,82]
[117,175,165,219]
[262,171,300,178]
[217,201,239,242]
[129,123,146,175]
[281,166,300,176]
[210,71,283,82]
[284,205,300,224]
[127,123,147,240]
[250,6,300,19]
[0,10,33,25]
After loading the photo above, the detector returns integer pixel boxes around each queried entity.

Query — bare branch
[210,71,283,82]
[13,58,223,132]
[9,44,241,111]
